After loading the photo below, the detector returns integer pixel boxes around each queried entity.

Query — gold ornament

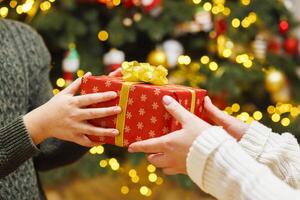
[147,49,168,67]
[265,68,286,93]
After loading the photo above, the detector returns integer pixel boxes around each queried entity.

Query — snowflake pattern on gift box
[149,130,156,138]
[137,122,144,130]
[105,80,112,87]
[138,108,146,116]
[150,116,157,124]
[154,89,161,96]
[140,94,147,102]
[152,102,159,110]
[125,125,131,133]
[92,86,99,93]
[128,97,134,105]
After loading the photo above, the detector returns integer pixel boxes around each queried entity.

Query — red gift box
[80,76,207,147]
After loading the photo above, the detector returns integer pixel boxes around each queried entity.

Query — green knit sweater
[0,19,88,199]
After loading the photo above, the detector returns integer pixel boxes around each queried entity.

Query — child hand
[24,73,121,147]
[128,96,211,175]
[204,96,249,140]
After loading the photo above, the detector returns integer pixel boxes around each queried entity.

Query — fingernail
[163,96,173,105]
[114,106,121,112]
[84,72,92,76]
[112,129,119,135]
[107,91,117,98]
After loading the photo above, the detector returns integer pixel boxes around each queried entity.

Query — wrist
[23,108,49,144]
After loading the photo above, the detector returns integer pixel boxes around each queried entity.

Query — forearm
[0,117,39,178]
[239,121,300,188]
[187,127,299,200]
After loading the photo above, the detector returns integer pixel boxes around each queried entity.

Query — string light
[271,113,281,122]
[108,158,120,171]
[77,69,85,77]
[148,173,158,182]
[98,30,109,41]
[203,2,212,11]
[147,164,156,173]
[209,61,218,71]
[232,18,241,28]
[192,0,202,4]
[40,1,51,11]
[178,55,191,65]
[231,103,240,112]
[140,186,152,197]
[0,7,9,17]
[200,55,210,64]
[121,186,129,195]
[56,78,66,87]
[99,160,108,168]
[253,111,263,120]
[52,89,60,95]
[9,1,18,8]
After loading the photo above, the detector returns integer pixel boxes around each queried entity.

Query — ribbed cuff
[0,117,39,175]
[186,126,233,190]
[239,121,272,160]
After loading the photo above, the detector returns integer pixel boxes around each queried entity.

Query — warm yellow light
[232,18,241,28]
[203,2,212,11]
[77,69,85,77]
[129,169,137,177]
[253,111,263,120]
[40,1,51,11]
[89,147,97,154]
[52,89,60,95]
[212,6,220,15]
[290,107,300,117]
[267,105,275,114]
[243,60,253,68]
[225,107,233,115]
[96,145,104,154]
[148,173,158,182]
[192,0,202,4]
[156,177,164,185]
[241,18,251,28]
[232,103,240,112]
[209,62,218,71]
[98,30,109,41]
[140,186,150,196]
[0,7,9,18]
[200,56,210,64]
[112,0,121,6]
[121,186,129,194]
[240,112,250,122]
[56,78,66,87]
[147,164,156,173]
[241,0,251,6]
[271,113,281,122]
[223,49,232,58]
[178,55,191,65]
[16,5,23,14]
[249,12,257,23]
[131,175,140,183]
[223,7,231,16]
[9,1,18,8]
[281,118,290,127]
[22,0,34,13]
[99,160,108,168]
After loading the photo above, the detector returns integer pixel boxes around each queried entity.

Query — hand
[108,68,122,77]
[23,73,121,147]
[128,96,211,175]
[203,96,249,140]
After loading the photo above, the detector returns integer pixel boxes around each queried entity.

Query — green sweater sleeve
[0,117,39,178]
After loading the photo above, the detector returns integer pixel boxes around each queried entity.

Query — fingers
[80,124,119,137]
[162,96,194,124]
[74,91,117,107]
[204,96,234,126]
[79,106,121,120]
[61,72,92,95]
[74,134,101,147]
[108,68,122,77]
[128,136,166,153]
[147,153,168,168]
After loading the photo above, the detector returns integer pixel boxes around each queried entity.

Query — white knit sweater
[187,121,300,200]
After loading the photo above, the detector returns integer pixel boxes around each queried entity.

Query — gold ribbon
[115,82,135,147]
[188,89,196,113]
[121,61,168,86]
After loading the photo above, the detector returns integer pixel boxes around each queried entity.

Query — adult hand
[128,96,211,175]
[24,73,121,147]
[108,68,122,77]
[203,96,249,140]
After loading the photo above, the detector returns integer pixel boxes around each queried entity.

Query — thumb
[204,96,232,127]
[162,96,194,124]
[108,68,122,77]
[61,72,92,95]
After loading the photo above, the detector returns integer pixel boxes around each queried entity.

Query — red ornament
[283,37,298,55]
[141,0,161,12]
[215,19,227,36]
[279,20,289,34]
[123,0,138,8]
[268,37,282,54]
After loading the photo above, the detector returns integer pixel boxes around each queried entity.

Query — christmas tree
[1,0,300,198]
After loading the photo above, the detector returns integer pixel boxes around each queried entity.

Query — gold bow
[121,61,168,85]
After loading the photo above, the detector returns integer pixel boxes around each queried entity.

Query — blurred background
[1,0,300,199]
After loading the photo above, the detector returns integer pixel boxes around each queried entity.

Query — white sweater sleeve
[187,127,300,200]
[239,121,300,188]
